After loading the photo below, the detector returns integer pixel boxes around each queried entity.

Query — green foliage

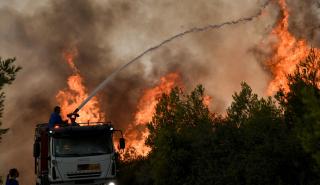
[0,57,21,88]
[118,155,153,185]
[146,85,214,185]
[118,50,320,184]
[227,82,280,127]
[279,49,320,166]
[0,57,21,142]
[220,82,314,185]
[118,82,318,185]
[300,89,320,165]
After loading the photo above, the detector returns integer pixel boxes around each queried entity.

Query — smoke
[0,0,314,184]
[0,0,135,183]
[287,0,320,47]
[76,0,272,112]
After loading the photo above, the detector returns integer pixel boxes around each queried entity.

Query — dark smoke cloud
[287,0,320,47]
[0,1,139,183]
[0,0,310,184]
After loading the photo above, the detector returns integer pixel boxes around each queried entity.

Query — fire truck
[33,122,125,185]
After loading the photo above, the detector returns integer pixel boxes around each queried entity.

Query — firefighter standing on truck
[48,106,63,129]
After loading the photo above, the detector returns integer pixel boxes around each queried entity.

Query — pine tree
[0,57,21,142]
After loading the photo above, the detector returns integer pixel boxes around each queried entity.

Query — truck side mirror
[33,142,40,158]
[119,138,125,149]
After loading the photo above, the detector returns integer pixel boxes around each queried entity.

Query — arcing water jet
[72,0,272,114]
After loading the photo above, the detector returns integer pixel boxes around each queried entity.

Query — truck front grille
[67,172,101,179]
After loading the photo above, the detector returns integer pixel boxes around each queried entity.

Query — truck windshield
[53,135,113,157]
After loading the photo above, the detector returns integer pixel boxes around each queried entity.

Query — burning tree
[277,49,320,166]
[0,57,21,142]
[119,75,320,184]
[265,0,320,96]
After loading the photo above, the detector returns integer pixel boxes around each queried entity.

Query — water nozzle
[67,108,80,123]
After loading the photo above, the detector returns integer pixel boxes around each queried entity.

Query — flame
[125,73,182,156]
[266,0,320,94]
[56,48,105,123]
[134,73,182,125]
[203,95,212,107]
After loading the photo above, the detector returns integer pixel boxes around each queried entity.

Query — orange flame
[203,95,212,108]
[56,48,105,123]
[266,0,319,94]
[125,73,182,156]
[134,73,182,125]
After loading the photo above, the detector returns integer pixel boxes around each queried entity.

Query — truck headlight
[107,182,115,185]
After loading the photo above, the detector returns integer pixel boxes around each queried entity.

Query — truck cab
[33,123,125,185]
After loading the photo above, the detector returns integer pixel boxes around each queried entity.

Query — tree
[278,49,320,167]
[0,57,21,142]
[226,82,316,185]
[120,52,320,184]
[143,82,318,185]
[146,85,215,185]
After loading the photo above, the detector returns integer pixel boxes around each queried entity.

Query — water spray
[71,0,272,115]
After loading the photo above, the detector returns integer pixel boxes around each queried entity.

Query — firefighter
[5,168,19,185]
[48,106,64,129]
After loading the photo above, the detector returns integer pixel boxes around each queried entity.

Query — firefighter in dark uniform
[48,106,64,129]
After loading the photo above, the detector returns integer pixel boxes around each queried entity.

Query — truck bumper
[50,178,117,185]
